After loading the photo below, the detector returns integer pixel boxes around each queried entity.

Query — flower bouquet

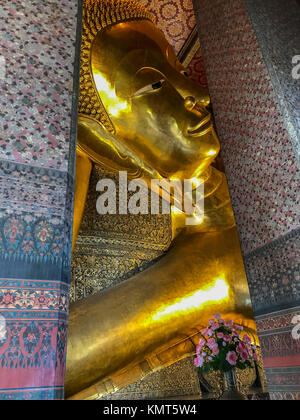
[194,314,258,374]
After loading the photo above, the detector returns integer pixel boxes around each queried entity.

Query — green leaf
[203,364,211,374]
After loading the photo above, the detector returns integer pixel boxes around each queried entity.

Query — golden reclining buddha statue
[66,0,257,399]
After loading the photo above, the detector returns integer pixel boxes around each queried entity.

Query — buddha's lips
[188,114,212,136]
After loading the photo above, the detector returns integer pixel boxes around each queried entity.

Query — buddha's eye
[181,70,189,77]
[152,80,163,90]
[132,79,165,97]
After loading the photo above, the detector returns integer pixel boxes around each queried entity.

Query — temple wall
[0,0,81,399]
[139,0,196,52]
[193,0,300,399]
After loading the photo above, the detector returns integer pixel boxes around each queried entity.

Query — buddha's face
[90,20,220,179]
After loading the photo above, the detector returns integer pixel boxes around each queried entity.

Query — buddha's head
[79,0,220,179]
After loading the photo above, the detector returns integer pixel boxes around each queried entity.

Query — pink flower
[224,319,233,328]
[240,350,249,361]
[237,342,251,361]
[224,335,232,342]
[209,319,215,325]
[199,338,206,346]
[211,322,219,331]
[202,327,213,336]
[194,356,205,368]
[226,351,238,366]
[234,324,243,331]
[246,343,252,353]
[212,345,219,355]
[243,334,252,344]
[237,342,247,354]
[217,332,224,339]
[213,314,221,320]
[197,338,205,350]
[207,338,216,348]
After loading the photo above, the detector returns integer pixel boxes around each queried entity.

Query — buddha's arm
[72,148,92,251]
[77,115,162,182]
[72,115,164,248]
[65,227,255,399]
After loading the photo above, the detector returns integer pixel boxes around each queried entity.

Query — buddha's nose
[184,96,208,113]
[184,96,212,136]
[184,92,210,109]
[184,96,209,118]
[184,96,197,111]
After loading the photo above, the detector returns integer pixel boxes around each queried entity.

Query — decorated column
[0,0,80,399]
[193,0,300,399]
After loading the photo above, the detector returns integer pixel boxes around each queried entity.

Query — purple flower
[199,338,206,347]
[196,338,205,354]
[234,324,244,331]
[194,356,205,368]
